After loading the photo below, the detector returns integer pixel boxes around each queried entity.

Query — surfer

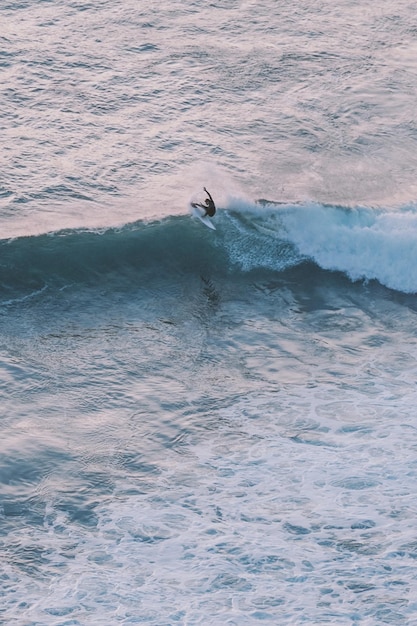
[191,187,216,218]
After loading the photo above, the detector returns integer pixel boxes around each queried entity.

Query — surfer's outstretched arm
[191,201,206,210]
[204,187,214,203]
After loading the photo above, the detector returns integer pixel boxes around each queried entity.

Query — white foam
[4,376,417,624]
[225,199,417,293]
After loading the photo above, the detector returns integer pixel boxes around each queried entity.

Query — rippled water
[2,1,417,624]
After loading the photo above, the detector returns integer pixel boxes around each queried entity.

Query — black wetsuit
[192,188,216,217]
[203,188,216,217]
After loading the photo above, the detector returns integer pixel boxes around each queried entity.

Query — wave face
[1,201,417,303]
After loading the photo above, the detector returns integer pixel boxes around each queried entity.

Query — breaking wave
[1,200,417,304]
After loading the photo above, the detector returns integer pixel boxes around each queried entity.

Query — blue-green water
[2,1,417,624]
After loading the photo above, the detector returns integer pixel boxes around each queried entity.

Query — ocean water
[2,1,417,624]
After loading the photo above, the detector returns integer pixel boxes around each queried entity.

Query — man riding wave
[191,187,216,218]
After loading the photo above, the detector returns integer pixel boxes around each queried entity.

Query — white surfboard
[190,204,216,230]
